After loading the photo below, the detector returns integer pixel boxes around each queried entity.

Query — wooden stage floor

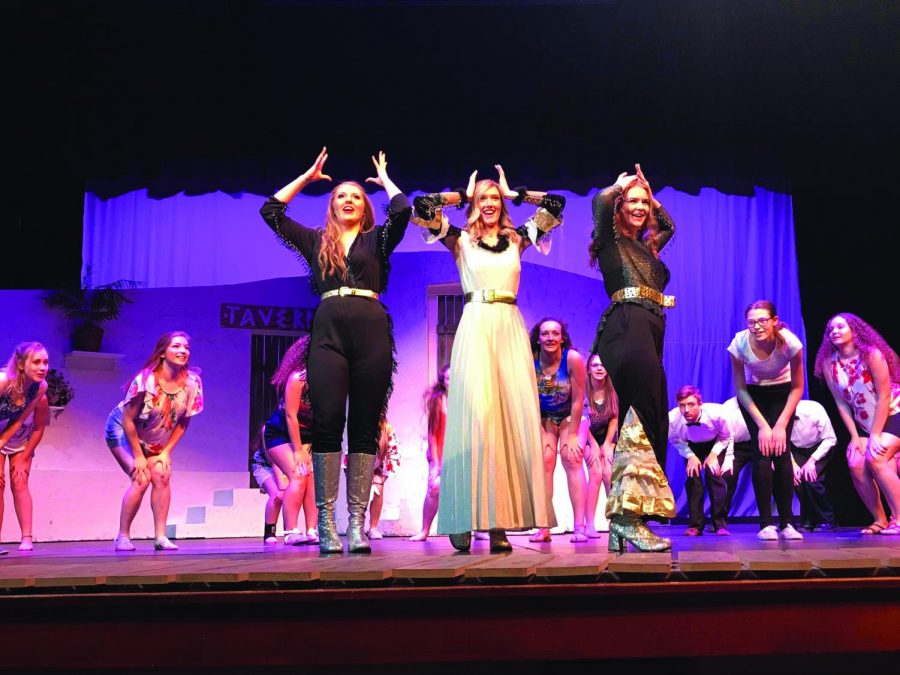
[3,525,900,670]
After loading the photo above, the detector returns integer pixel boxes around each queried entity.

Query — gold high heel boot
[313,452,343,554]
[608,514,671,553]
[346,452,376,554]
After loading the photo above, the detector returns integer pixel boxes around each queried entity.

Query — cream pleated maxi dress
[436,230,556,534]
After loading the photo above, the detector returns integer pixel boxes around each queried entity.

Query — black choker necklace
[477,234,510,253]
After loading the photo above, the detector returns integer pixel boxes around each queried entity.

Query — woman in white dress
[413,167,564,552]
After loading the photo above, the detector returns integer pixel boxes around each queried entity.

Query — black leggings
[597,303,668,466]
[306,297,393,456]
[739,383,796,529]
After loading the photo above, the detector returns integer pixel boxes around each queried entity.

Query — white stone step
[168,488,273,539]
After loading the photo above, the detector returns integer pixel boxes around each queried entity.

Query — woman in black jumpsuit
[260,148,411,553]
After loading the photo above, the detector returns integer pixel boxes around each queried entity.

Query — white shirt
[722,397,836,462]
[668,403,733,462]
[727,328,803,386]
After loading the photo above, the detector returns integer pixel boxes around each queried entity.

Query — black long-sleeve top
[260,194,411,295]
[591,184,676,318]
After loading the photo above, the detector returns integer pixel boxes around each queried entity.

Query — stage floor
[2,524,900,590]
[3,526,900,670]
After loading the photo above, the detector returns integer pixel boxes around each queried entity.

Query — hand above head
[365,151,390,188]
[465,170,478,200]
[303,146,332,184]
[614,171,638,190]
[494,164,519,199]
[634,163,651,190]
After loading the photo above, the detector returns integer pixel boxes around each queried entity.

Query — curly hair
[529,317,573,356]
[465,180,521,247]
[589,178,660,267]
[1,341,47,404]
[318,181,376,281]
[270,335,311,394]
[813,313,900,382]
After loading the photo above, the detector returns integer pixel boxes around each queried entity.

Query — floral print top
[118,370,204,454]
[830,352,900,433]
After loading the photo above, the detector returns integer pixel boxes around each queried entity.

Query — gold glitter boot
[608,514,671,553]
[346,452,376,554]
[313,452,343,554]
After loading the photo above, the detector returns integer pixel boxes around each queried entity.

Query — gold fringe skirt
[605,407,676,519]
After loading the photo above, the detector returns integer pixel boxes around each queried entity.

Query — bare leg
[111,444,151,538]
[531,421,559,542]
[260,476,284,525]
[301,473,318,533]
[149,455,172,540]
[847,439,889,528]
[9,452,34,545]
[866,436,900,522]
[0,457,6,536]
[368,481,385,538]
[585,456,604,537]
[559,418,587,540]
[267,443,301,532]
[410,468,440,541]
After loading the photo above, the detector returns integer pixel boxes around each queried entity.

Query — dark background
[7,0,899,523]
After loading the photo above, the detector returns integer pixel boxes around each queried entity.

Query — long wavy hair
[465,180,521,246]
[813,313,900,382]
[318,181,376,281]
[134,331,192,384]
[1,341,47,404]
[744,300,788,346]
[586,353,618,422]
[423,364,450,437]
[270,335,311,395]
[529,317,574,356]
[589,178,660,267]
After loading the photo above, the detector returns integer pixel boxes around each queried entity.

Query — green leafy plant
[41,267,140,329]
[45,368,75,407]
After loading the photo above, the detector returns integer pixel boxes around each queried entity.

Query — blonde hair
[1,341,47,404]
[465,180,521,246]
[318,181,376,281]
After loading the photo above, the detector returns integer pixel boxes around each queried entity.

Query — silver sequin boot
[313,452,343,554]
[346,452,376,554]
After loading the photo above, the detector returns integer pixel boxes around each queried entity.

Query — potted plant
[45,368,75,420]
[42,267,140,352]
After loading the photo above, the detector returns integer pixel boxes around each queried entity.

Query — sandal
[880,521,900,536]
[860,522,888,535]
[528,529,552,543]
[570,530,589,543]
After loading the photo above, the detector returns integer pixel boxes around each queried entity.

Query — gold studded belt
[320,287,380,301]
[464,289,517,305]
[611,286,675,308]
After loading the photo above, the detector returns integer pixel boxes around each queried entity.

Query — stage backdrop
[1,186,804,542]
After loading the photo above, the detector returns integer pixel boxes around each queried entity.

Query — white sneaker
[284,530,308,545]
[114,534,136,551]
[368,526,384,540]
[264,536,279,545]
[779,524,804,540]
[18,537,34,552]
[304,528,319,545]
[757,525,779,541]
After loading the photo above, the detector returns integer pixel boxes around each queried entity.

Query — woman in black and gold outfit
[260,148,411,554]
[589,164,676,552]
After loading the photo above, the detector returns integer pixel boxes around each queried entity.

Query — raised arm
[260,147,332,259]
[412,184,467,255]
[367,152,412,258]
[634,163,675,251]
[493,165,565,253]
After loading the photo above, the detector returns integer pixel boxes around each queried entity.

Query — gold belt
[464,289,517,304]
[611,286,676,308]
[320,287,380,301]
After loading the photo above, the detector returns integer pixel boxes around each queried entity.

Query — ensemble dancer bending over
[577,354,618,537]
[668,386,733,536]
[413,166,563,553]
[260,148,411,554]
[263,336,317,545]
[106,332,204,551]
[249,431,290,545]
[0,342,50,553]
[409,365,449,541]
[815,313,900,534]
[530,318,586,542]
[728,300,805,541]
[589,165,676,553]
[787,400,837,532]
